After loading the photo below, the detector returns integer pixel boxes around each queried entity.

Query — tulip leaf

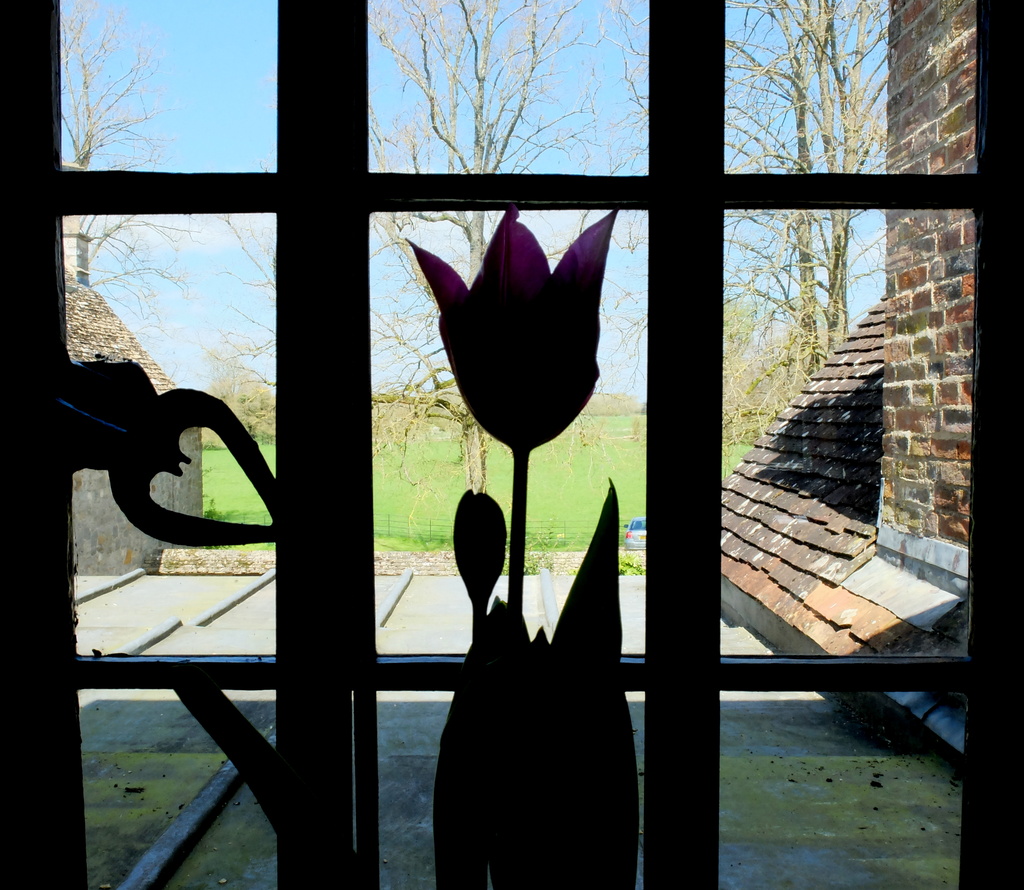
[551,480,622,667]
[434,481,638,889]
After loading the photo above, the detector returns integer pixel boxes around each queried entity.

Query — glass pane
[378,691,645,887]
[60,0,277,173]
[721,209,972,657]
[371,209,647,655]
[80,688,277,886]
[65,213,276,655]
[720,691,964,887]
[75,572,276,656]
[377,691,452,885]
[725,0,977,175]
[368,0,649,175]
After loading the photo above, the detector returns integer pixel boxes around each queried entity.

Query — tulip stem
[508,448,530,632]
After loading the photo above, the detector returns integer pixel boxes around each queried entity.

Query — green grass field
[373,416,646,550]
[202,444,276,549]
[200,417,646,552]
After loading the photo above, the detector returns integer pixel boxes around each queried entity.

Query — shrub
[203,498,228,522]
[501,550,555,576]
[618,553,645,575]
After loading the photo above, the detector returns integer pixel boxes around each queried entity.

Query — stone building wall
[148,545,276,576]
[66,276,206,574]
[73,427,204,575]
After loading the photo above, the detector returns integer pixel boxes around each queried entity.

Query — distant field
[202,444,276,549]
[373,415,647,551]
[200,419,647,553]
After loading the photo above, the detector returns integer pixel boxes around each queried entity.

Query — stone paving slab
[78,689,277,890]
[719,691,962,889]
[379,574,647,655]
[206,581,277,630]
[76,625,163,656]
[720,616,775,655]
[145,626,276,656]
[74,575,962,888]
[378,576,548,655]
[75,575,257,653]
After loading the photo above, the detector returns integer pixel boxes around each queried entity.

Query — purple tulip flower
[410,205,617,453]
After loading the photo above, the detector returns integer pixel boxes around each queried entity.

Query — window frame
[29,2,998,886]
[716,3,994,887]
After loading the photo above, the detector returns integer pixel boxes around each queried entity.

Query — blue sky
[67,1,651,400]
[62,1,277,388]
[73,0,279,173]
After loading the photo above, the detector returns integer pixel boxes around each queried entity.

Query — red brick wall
[882,0,975,546]
[887,0,977,175]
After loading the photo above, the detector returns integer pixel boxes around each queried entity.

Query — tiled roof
[721,301,968,657]
[720,303,922,654]
[722,303,885,595]
[64,274,175,393]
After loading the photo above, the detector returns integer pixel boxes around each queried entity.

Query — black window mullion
[722,172,988,210]
[347,4,380,882]
[36,3,88,884]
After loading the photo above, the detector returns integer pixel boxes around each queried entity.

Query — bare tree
[204,346,277,445]
[725,0,887,176]
[370,213,491,493]
[60,0,189,317]
[211,213,277,389]
[369,1,648,493]
[370,0,598,179]
[721,273,812,472]
[598,0,649,174]
[723,0,887,454]
[61,0,172,170]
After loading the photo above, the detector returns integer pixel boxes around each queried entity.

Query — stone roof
[722,300,966,656]
[721,303,933,654]
[722,303,885,595]
[64,274,175,393]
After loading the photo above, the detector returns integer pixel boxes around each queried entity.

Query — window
[28,2,999,886]
[719,0,995,886]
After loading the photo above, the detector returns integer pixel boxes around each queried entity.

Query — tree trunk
[795,210,821,376]
[462,420,489,494]
[826,208,851,352]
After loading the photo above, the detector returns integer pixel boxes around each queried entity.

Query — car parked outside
[623,516,646,550]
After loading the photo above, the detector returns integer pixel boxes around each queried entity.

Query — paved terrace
[75,572,962,888]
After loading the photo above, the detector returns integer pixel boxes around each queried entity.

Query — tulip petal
[552,481,622,666]
[411,205,617,453]
[548,209,618,301]
[409,241,470,313]
[474,205,551,306]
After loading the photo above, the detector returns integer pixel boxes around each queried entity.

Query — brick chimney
[61,162,91,287]
[878,0,975,593]
[62,215,92,288]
